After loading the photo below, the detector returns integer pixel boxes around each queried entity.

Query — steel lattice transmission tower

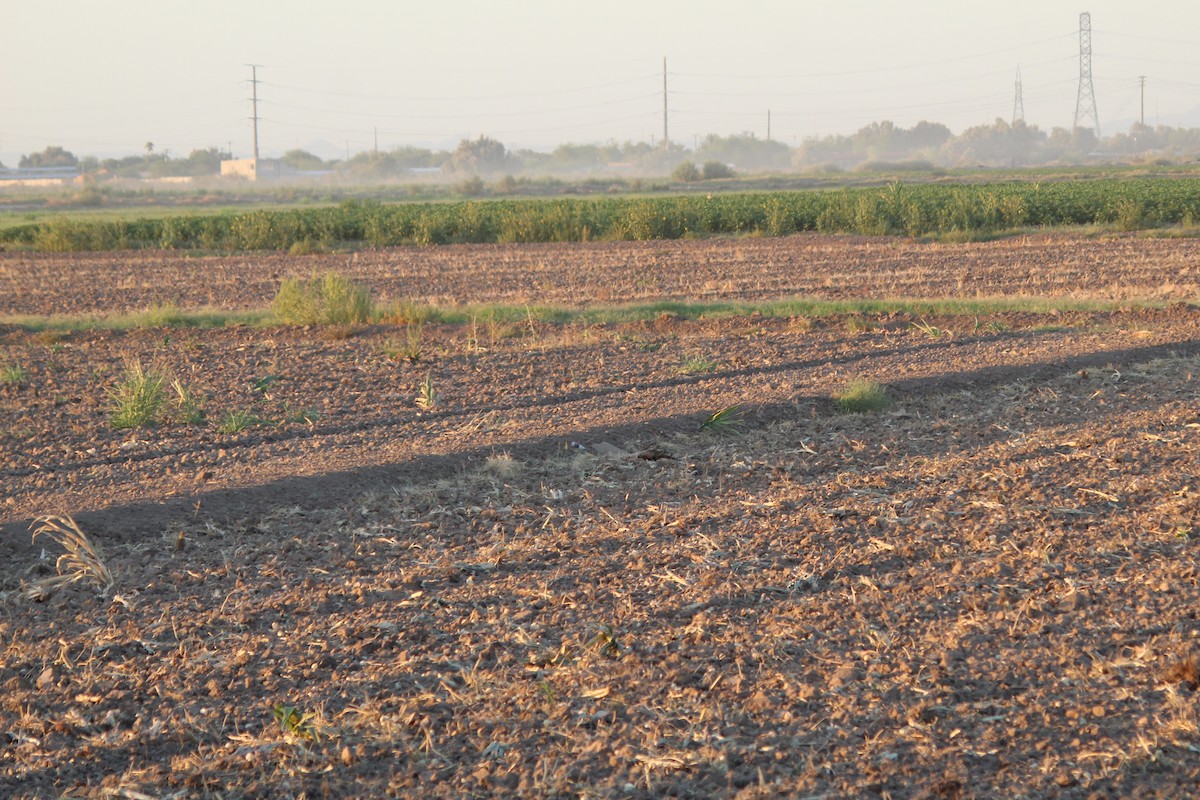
[1012,66,1025,126]
[1073,11,1100,137]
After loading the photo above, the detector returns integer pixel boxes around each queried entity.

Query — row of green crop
[4,179,1200,252]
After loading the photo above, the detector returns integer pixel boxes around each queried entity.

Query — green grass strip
[0,296,1175,334]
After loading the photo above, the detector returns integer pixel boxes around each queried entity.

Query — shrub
[672,161,701,182]
[454,176,486,197]
[271,271,374,325]
[701,161,734,180]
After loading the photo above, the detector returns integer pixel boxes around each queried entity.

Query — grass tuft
[107,359,167,429]
[380,299,437,325]
[271,270,374,326]
[484,452,522,480]
[136,302,185,328]
[834,379,891,413]
[1,364,26,385]
[384,322,424,362]
[680,355,719,374]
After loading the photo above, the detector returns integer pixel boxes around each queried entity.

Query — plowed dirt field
[3,233,1200,798]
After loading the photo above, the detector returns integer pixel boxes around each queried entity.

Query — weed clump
[834,379,890,414]
[26,515,114,597]
[272,271,374,325]
[218,410,261,434]
[1,364,26,385]
[680,355,718,375]
[108,359,167,429]
[170,378,205,425]
[700,404,743,433]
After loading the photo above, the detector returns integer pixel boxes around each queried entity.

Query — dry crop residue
[2,235,1200,797]
[3,232,1200,315]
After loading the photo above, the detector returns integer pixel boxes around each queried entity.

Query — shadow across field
[0,326,1171,482]
[3,336,1197,564]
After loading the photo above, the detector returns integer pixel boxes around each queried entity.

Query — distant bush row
[5,179,1200,252]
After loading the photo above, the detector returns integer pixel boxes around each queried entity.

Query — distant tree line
[15,120,1200,183]
[56,147,232,178]
[794,119,1200,169]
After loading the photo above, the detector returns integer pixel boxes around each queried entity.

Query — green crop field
[2,177,1199,252]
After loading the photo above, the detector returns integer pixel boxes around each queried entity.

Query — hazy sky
[4,0,1200,164]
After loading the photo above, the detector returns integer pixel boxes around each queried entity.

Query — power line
[1093,29,1200,48]
[668,56,1077,100]
[669,32,1077,81]
[261,92,660,121]
[261,110,661,140]
[260,73,660,103]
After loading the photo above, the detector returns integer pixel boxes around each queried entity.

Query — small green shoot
[273,704,319,742]
[389,322,424,362]
[700,404,743,433]
[834,379,890,414]
[282,404,320,425]
[590,624,622,659]
[171,378,205,425]
[911,318,948,338]
[218,410,261,434]
[844,315,876,334]
[465,315,482,352]
[416,372,438,410]
[680,355,718,374]
[250,375,280,397]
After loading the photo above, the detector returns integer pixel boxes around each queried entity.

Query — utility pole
[1139,75,1146,126]
[246,64,263,161]
[1073,12,1100,137]
[662,57,669,149]
[374,127,378,155]
[1012,66,1025,125]
[767,109,772,141]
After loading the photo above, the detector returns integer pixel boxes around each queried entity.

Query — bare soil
[3,232,1200,316]
[3,233,1200,798]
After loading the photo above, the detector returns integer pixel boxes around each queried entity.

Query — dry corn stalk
[25,515,114,598]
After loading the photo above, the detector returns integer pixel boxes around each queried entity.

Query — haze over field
[3,0,1200,165]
